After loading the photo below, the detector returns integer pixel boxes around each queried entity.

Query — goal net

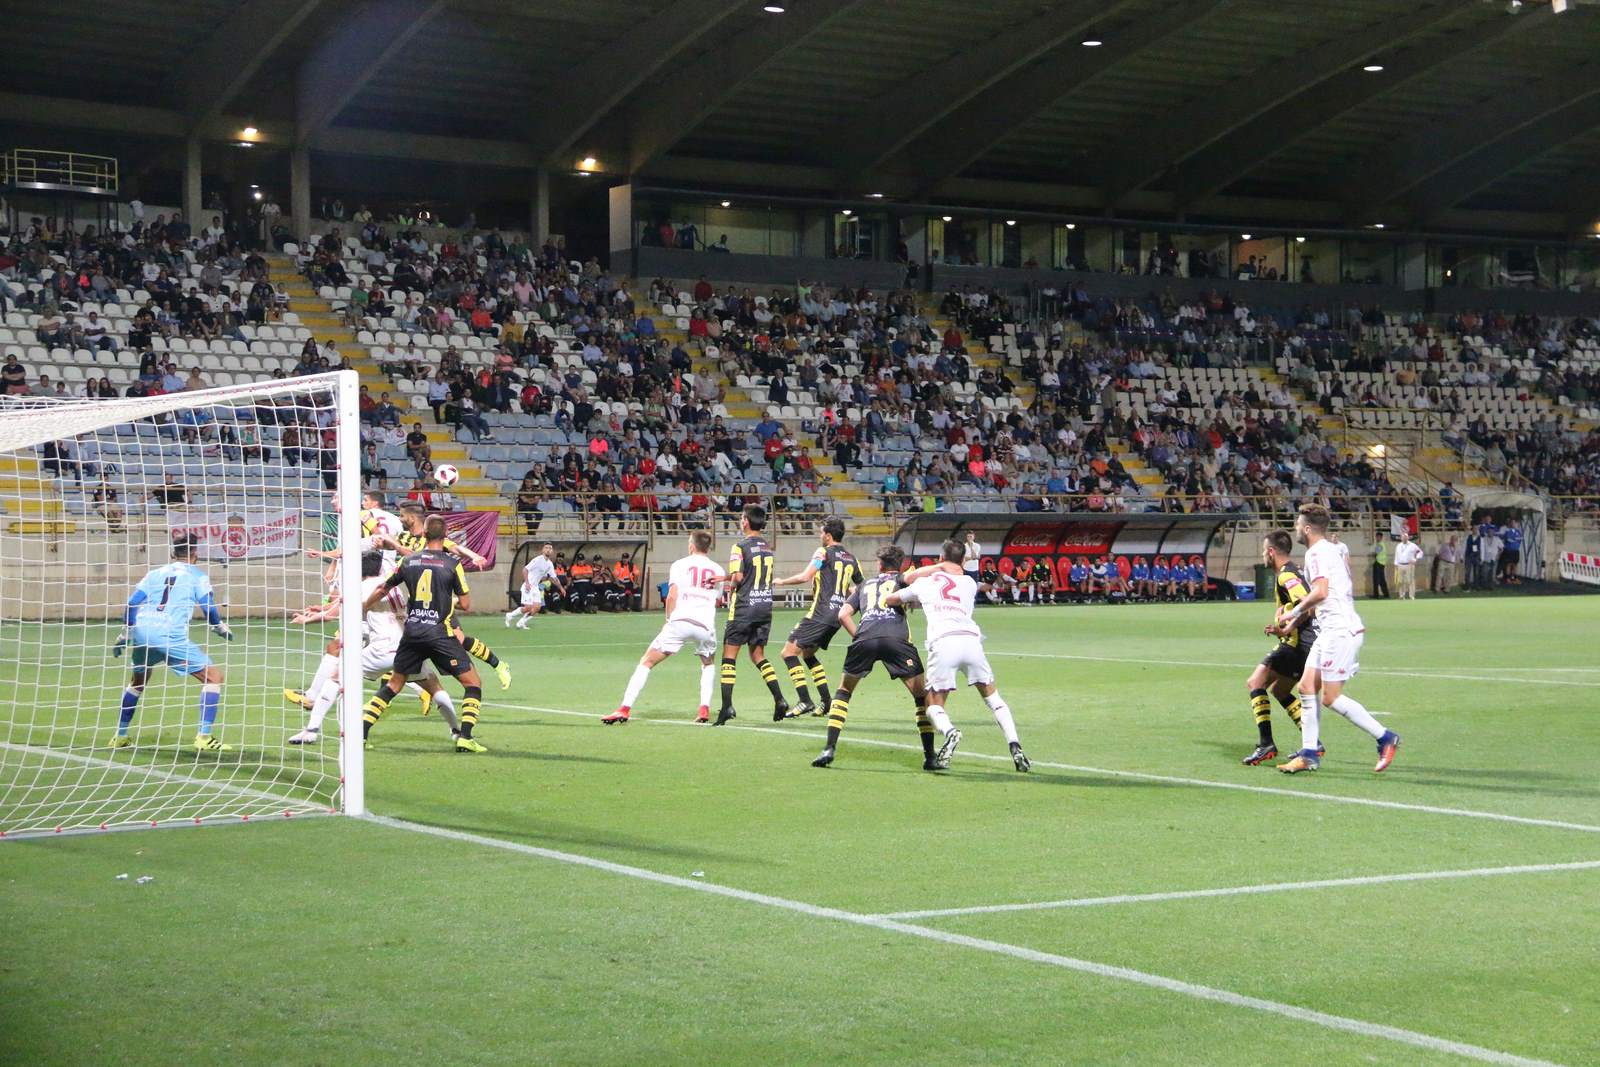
[0,371,365,838]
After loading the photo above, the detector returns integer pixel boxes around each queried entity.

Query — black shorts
[1260,640,1310,679]
[843,635,924,680]
[788,616,842,651]
[1501,549,1520,566]
[394,631,473,678]
[723,613,772,647]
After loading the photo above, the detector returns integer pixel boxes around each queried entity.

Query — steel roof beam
[295,0,448,146]
[174,0,327,132]
[1173,5,1554,209]
[524,0,747,167]
[625,0,866,174]
[889,0,1228,195]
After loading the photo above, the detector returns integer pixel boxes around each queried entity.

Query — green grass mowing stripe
[366,813,1567,1067]
[491,702,1600,835]
[989,651,1600,687]
[876,859,1600,920]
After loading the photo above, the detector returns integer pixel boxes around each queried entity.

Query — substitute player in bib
[811,546,936,770]
[505,542,566,628]
[360,517,487,753]
[109,533,233,752]
[773,517,863,717]
[716,505,789,725]
[1277,504,1401,774]
[1240,531,1313,765]
[286,552,460,745]
[892,540,1031,772]
[604,531,723,724]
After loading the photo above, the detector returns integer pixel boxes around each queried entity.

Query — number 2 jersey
[383,549,469,639]
[900,570,982,644]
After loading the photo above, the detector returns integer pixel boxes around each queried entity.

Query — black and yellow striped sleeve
[453,563,470,596]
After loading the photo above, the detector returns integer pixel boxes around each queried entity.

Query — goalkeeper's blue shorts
[130,628,212,677]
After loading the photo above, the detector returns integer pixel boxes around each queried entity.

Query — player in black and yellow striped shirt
[773,517,863,717]
[715,504,788,725]
[384,502,511,691]
[1241,531,1319,765]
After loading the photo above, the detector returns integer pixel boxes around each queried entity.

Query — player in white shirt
[504,542,567,628]
[1393,531,1424,600]
[307,490,405,578]
[1276,504,1401,774]
[603,531,724,724]
[286,551,459,745]
[891,539,1031,771]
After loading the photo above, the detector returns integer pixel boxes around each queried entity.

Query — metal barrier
[2,149,119,195]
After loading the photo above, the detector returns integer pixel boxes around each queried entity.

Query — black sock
[755,658,783,702]
[915,696,935,759]
[825,692,850,748]
[462,634,500,668]
[1250,687,1273,746]
[805,655,831,710]
[1277,689,1303,727]
[363,684,397,740]
[720,657,737,710]
[459,685,482,739]
[784,655,813,705]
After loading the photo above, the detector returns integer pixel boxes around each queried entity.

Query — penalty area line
[365,813,1567,1067]
[988,651,1600,688]
[500,703,1600,837]
[876,859,1600,920]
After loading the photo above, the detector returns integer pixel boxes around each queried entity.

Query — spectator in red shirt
[470,307,494,336]
[692,276,713,303]
[942,325,963,353]
[762,435,784,463]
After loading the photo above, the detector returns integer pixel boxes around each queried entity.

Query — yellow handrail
[2,149,118,193]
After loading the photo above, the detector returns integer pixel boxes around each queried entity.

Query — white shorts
[925,634,995,692]
[649,619,718,658]
[520,585,545,608]
[360,641,437,681]
[1310,629,1363,683]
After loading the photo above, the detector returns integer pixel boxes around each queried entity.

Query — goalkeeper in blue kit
[110,533,234,752]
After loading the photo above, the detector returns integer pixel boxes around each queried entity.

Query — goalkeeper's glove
[211,622,234,641]
[112,628,129,658]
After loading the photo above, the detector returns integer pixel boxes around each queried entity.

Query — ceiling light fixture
[720,200,731,208]
[1372,222,1385,229]
[577,156,599,172]
[252,191,263,201]
[841,209,853,216]
[941,215,952,222]
[1065,223,1076,230]
[1081,39,1103,47]
[1362,64,1384,73]
[241,125,258,138]
[1005,219,1016,226]
[763,3,785,11]
[1240,233,1252,240]
[1295,235,1306,243]
[868,192,884,199]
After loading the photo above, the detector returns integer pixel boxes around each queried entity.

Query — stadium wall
[925,264,1425,308]
[630,247,909,292]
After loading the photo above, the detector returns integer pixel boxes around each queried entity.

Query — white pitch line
[499,703,1600,836]
[365,814,1565,1067]
[988,650,1600,687]
[876,859,1600,920]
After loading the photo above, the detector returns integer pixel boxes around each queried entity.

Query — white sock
[1299,690,1320,754]
[699,663,715,709]
[306,653,338,705]
[307,680,340,732]
[516,613,531,629]
[504,609,518,623]
[985,691,1019,745]
[430,688,460,731]
[927,704,956,736]
[1330,694,1385,740]
[621,663,651,710]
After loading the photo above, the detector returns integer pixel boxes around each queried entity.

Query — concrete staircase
[0,455,71,534]
[263,253,510,518]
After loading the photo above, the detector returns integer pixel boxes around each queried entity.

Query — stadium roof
[3,0,1599,234]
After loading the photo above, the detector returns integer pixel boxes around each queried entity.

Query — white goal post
[0,370,365,838]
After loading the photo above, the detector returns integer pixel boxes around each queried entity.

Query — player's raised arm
[774,548,825,587]
[453,562,473,613]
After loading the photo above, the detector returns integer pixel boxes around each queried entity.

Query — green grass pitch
[3,596,1598,1066]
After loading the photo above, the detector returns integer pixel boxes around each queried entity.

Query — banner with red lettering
[440,510,500,570]
[172,508,303,561]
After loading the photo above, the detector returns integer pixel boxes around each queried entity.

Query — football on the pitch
[433,464,460,487]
